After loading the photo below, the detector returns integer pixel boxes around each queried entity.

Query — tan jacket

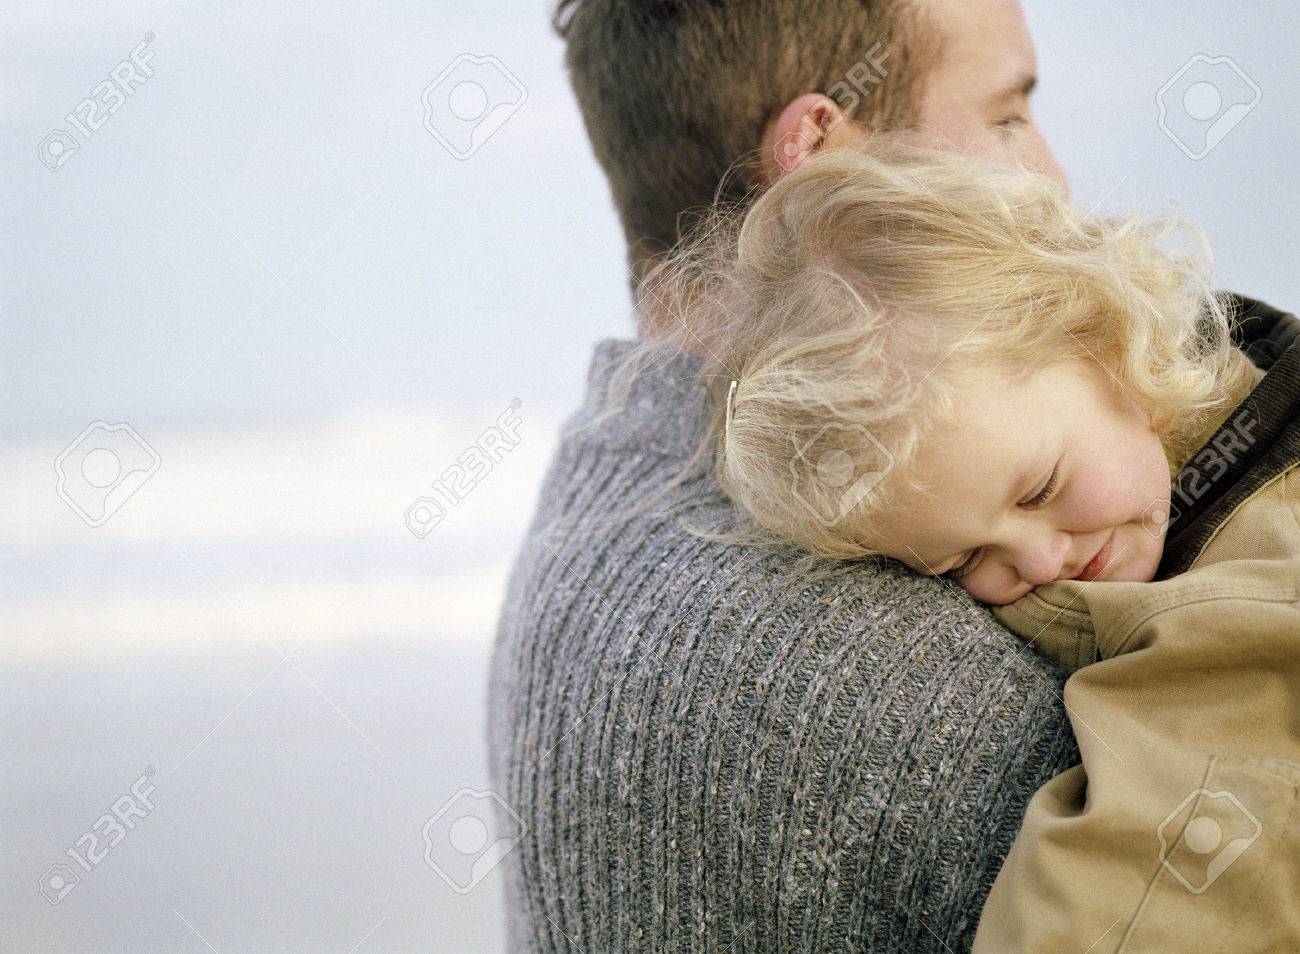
[974,297,1300,953]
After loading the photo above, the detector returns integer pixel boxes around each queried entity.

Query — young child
[654,141,1300,951]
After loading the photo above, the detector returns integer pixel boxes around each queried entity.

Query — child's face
[879,360,1173,605]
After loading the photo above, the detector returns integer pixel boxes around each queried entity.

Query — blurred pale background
[3,1,1296,951]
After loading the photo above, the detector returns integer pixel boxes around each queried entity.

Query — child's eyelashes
[940,461,1062,582]
[948,547,984,580]
[1019,462,1061,510]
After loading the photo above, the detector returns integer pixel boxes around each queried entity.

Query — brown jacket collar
[1158,294,1300,578]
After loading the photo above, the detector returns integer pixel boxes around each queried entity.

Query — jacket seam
[1120,754,1300,952]
[1106,583,1298,657]
[1187,465,1299,572]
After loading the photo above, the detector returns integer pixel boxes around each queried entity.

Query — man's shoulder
[503,334,1067,693]
[511,438,1063,692]
[613,520,1054,676]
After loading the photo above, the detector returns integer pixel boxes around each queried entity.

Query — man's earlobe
[758,93,849,184]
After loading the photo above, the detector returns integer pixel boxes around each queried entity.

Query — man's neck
[633,266,712,354]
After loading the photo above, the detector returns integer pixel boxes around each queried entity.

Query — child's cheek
[1060,441,1168,532]
[1057,477,1127,531]
[959,562,1032,607]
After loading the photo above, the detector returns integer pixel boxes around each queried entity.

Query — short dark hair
[554,0,940,279]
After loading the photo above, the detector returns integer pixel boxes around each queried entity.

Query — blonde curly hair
[643,139,1248,560]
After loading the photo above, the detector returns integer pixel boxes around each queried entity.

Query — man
[489,1,1075,949]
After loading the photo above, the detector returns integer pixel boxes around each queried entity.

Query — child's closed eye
[948,547,984,579]
[945,462,1063,581]
[1019,462,1061,509]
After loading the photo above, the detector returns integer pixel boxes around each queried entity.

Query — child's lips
[1071,531,1116,582]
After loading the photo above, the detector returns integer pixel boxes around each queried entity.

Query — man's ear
[757,93,850,185]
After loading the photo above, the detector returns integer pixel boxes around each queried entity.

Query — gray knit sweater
[488,339,1079,952]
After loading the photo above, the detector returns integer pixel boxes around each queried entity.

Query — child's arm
[974,466,1300,953]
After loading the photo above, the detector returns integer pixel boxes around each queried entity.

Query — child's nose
[1012,530,1072,586]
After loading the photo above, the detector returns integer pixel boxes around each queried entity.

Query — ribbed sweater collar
[568,338,708,459]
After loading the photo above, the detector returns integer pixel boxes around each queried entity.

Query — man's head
[555,0,1064,285]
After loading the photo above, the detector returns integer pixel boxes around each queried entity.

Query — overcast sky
[3,1,1297,950]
